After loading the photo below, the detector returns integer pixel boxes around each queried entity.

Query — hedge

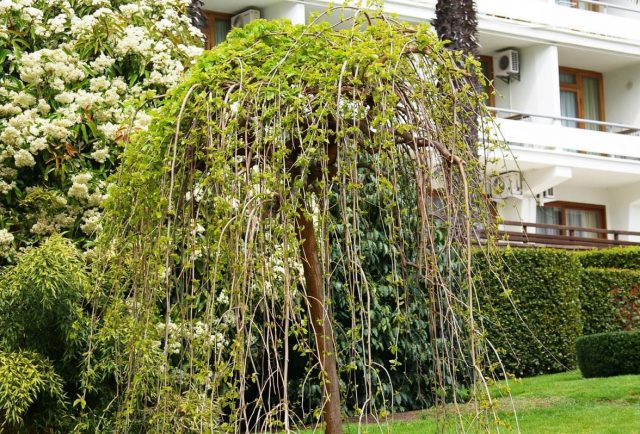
[580,268,640,335]
[476,248,583,377]
[575,331,640,378]
[576,246,640,270]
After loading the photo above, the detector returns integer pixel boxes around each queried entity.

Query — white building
[201,0,640,247]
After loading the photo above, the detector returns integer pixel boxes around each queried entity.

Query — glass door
[559,68,604,131]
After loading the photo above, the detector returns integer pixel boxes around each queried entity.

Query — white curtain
[566,209,601,238]
[215,20,230,45]
[582,76,601,130]
[536,206,562,235]
[560,90,578,128]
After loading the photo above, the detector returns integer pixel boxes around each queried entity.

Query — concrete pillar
[262,2,306,25]
[507,45,561,122]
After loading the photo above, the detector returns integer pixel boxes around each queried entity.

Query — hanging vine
[84,6,502,433]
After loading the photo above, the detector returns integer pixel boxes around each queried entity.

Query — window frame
[539,200,607,238]
[202,11,232,49]
[566,0,599,12]
[559,66,606,130]
[479,55,496,108]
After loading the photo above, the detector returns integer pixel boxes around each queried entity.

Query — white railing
[485,107,640,162]
[487,107,640,136]
[477,0,640,44]
[557,0,640,16]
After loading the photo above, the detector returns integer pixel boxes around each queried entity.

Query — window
[202,11,232,49]
[479,56,495,107]
[559,67,605,131]
[556,0,599,12]
[536,201,606,239]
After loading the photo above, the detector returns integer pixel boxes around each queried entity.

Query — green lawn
[304,371,640,433]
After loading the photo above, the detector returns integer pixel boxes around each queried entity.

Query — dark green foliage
[331,171,435,412]
[187,0,207,30]
[580,268,640,335]
[476,248,583,377]
[287,171,441,415]
[576,247,640,270]
[575,331,640,378]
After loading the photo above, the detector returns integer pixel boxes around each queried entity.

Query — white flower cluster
[0,0,204,247]
[155,319,228,355]
[0,228,14,245]
[0,227,15,260]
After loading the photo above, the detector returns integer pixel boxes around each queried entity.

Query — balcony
[484,108,640,246]
[498,220,640,248]
[487,107,640,173]
[556,0,640,17]
[476,0,640,52]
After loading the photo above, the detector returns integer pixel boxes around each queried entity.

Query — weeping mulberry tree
[85,7,499,433]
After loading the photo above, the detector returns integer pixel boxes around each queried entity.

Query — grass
[303,371,640,433]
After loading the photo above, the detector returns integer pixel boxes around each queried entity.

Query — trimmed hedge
[476,248,583,377]
[580,268,640,335]
[575,331,640,378]
[576,247,640,270]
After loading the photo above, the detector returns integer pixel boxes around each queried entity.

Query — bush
[0,350,64,429]
[0,0,203,258]
[476,248,583,377]
[580,268,640,335]
[0,235,90,430]
[576,247,640,270]
[576,331,640,378]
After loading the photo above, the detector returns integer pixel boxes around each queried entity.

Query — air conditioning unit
[494,49,520,77]
[231,9,260,28]
[542,187,555,199]
[488,171,523,199]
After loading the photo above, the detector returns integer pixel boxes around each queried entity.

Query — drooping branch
[90,8,500,434]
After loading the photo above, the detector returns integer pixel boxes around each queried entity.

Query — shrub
[0,350,64,429]
[580,268,640,335]
[575,331,640,378]
[476,248,583,377]
[0,0,203,259]
[576,247,640,270]
[0,235,90,429]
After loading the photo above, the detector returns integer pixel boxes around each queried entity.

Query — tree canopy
[84,7,499,433]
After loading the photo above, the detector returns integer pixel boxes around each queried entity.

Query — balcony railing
[487,107,640,136]
[498,220,640,248]
[557,0,640,16]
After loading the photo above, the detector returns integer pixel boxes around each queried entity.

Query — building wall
[504,45,561,121]
[203,0,640,236]
[604,63,640,126]
[603,0,640,19]
[262,2,305,24]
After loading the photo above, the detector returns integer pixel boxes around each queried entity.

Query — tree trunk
[296,211,342,434]
[433,0,479,57]
[434,0,480,153]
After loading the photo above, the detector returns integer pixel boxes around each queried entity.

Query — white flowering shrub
[0,0,204,260]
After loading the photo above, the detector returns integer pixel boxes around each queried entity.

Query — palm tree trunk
[434,0,479,57]
[434,0,480,152]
